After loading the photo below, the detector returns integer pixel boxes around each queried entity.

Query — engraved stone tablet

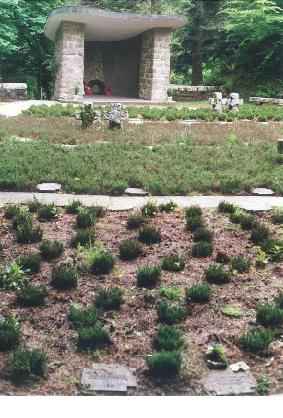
[201,368,256,396]
[81,364,137,394]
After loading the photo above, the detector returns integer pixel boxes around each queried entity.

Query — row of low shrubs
[218,201,283,264]
[68,288,123,351]
[25,104,283,122]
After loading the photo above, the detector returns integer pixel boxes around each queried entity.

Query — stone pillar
[139,29,171,102]
[54,21,85,101]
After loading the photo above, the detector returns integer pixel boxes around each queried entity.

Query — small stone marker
[36,183,62,193]
[80,364,137,394]
[201,367,256,396]
[278,139,283,154]
[124,188,148,197]
[251,188,274,196]
[230,362,250,372]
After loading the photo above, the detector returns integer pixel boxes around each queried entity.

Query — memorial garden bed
[0,201,283,395]
[0,136,282,195]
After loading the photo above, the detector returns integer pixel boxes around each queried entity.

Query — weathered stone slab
[125,188,148,197]
[36,183,62,193]
[201,368,256,396]
[81,364,137,394]
[252,188,274,196]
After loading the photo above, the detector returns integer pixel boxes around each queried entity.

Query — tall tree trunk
[151,0,161,14]
[192,35,203,85]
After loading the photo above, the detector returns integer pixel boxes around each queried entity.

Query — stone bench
[0,83,28,101]
[249,97,283,106]
[169,85,221,101]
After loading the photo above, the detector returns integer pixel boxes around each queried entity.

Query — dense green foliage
[2,139,283,195]
[1,0,282,96]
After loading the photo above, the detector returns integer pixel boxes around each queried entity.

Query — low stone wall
[0,83,28,101]
[169,85,221,101]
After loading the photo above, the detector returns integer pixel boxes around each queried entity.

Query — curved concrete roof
[44,6,186,42]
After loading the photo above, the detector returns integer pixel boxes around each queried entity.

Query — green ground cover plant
[186,283,211,303]
[10,348,47,383]
[0,139,283,195]
[24,104,283,123]
[51,263,78,290]
[16,285,48,307]
[95,288,124,311]
[161,255,185,272]
[157,301,187,325]
[147,351,182,379]
[0,317,20,351]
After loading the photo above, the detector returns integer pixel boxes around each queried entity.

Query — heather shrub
[16,223,43,244]
[205,264,231,285]
[153,325,184,351]
[51,263,78,290]
[77,325,111,351]
[193,227,213,243]
[127,213,146,230]
[138,226,161,245]
[157,300,187,325]
[231,256,251,273]
[0,316,20,351]
[186,283,211,303]
[69,304,98,329]
[119,239,143,261]
[16,285,47,307]
[239,328,274,354]
[38,204,58,221]
[218,201,236,214]
[76,208,96,229]
[161,255,185,272]
[66,200,82,214]
[192,241,213,258]
[40,240,64,261]
[159,201,177,213]
[147,351,182,378]
[95,287,123,311]
[137,265,161,288]
[89,249,115,275]
[71,228,96,248]
[141,201,158,217]
[10,348,47,383]
[256,303,283,327]
[17,253,41,274]
[4,204,20,219]
[250,224,271,245]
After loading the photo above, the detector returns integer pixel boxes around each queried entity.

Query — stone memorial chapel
[44,3,186,102]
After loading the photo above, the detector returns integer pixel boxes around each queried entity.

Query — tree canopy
[0,0,282,98]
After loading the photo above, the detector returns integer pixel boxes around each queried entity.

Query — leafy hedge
[24,104,283,122]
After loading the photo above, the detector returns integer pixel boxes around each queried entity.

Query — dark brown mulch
[0,207,283,395]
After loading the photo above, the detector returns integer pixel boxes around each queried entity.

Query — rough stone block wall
[84,44,104,83]
[85,37,141,97]
[54,21,85,100]
[0,83,27,101]
[139,29,171,102]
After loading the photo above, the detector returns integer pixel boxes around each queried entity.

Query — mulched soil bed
[0,207,283,395]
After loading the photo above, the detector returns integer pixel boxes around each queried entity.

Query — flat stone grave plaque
[125,188,148,197]
[81,364,137,394]
[201,368,256,396]
[251,188,274,196]
[36,183,62,193]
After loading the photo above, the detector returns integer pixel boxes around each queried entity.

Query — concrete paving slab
[0,192,283,212]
